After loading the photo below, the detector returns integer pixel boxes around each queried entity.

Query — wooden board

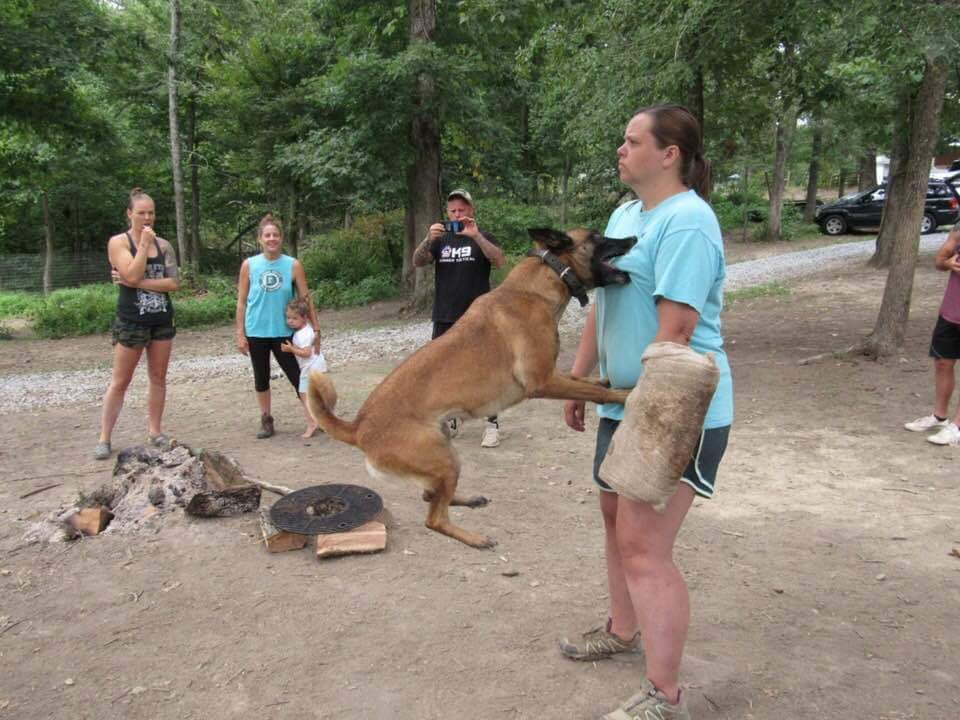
[315,520,387,559]
[67,507,113,536]
[259,508,309,553]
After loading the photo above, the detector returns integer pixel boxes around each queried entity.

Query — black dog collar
[526,248,589,307]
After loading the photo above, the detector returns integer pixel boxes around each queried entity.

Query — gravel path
[1,233,948,413]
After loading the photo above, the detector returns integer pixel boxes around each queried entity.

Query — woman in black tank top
[94,189,180,461]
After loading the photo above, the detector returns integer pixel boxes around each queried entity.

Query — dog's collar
[526,248,588,307]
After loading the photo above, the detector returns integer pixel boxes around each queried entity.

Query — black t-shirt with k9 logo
[430,229,498,323]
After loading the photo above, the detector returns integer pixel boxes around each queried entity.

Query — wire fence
[0,253,113,293]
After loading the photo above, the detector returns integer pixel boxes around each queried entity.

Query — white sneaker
[904,414,949,432]
[927,423,960,445]
[447,418,460,438]
[480,422,500,448]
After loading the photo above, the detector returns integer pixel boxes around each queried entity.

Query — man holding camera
[413,188,506,447]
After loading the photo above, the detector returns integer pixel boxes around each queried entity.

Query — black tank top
[116,233,175,326]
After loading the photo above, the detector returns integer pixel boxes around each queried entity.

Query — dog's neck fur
[500,257,583,320]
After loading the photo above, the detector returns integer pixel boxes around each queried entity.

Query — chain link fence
[0,253,112,292]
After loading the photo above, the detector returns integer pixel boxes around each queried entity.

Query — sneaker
[559,619,641,661]
[256,414,275,439]
[904,414,948,432]
[602,680,690,720]
[480,421,500,448]
[446,418,460,439]
[148,433,170,447]
[927,422,960,445]
[93,441,112,461]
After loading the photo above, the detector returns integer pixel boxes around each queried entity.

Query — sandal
[93,441,112,460]
[148,433,170,447]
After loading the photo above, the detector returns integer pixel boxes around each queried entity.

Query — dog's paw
[464,495,489,508]
[476,536,498,550]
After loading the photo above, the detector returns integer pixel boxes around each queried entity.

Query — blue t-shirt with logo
[244,253,296,338]
[596,190,733,429]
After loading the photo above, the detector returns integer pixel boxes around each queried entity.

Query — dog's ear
[527,228,573,252]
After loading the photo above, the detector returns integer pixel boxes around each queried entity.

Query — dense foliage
[1,0,957,292]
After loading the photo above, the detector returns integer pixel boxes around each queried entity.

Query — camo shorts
[111,317,176,348]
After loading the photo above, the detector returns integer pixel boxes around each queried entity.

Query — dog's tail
[306,371,358,446]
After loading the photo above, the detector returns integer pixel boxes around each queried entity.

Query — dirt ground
[2,247,959,720]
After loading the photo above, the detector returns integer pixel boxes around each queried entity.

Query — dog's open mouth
[593,235,636,286]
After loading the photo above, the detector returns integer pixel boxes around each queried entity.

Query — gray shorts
[593,417,730,499]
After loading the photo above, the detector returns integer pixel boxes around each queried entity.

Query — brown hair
[258,213,282,238]
[127,187,152,210]
[633,104,711,199]
[286,297,310,317]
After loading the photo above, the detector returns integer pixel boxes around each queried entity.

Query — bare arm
[280,341,313,358]
[463,221,505,268]
[108,233,150,285]
[934,228,960,272]
[413,223,444,267]
[654,298,699,345]
[564,305,599,432]
[292,261,321,347]
[235,261,250,354]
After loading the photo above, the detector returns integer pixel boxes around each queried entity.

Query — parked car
[815,180,960,236]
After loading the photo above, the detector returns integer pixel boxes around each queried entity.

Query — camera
[443,220,464,233]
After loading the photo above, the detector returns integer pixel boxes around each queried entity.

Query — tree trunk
[766,107,796,241]
[837,169,846,199]
[686,62,705,143]
[871,89,911,267]
[803,121,822,223]
[187,82,201,268]
[287,188,299,258]
[167,0,188,268]
[858,147,877,192]
[862,56,949,357]
[560,154,571,228]
[41,191,53,296]
[741,165,751,240]
[405,0,440,310]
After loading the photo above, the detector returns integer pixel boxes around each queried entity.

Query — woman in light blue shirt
[235,214,320,439]
[560,105,732,720]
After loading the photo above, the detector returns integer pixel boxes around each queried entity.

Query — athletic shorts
[592,417,730,499]
[111,317,176,348]
[929,315,960,360]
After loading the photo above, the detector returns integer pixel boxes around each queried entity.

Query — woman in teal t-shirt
[235,214,320,439]
[560,105,732,720]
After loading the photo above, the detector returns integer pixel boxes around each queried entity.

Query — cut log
[259,508,309,553]
[67,507,113,536]
[316,520,387,559]
[185,486,261,518]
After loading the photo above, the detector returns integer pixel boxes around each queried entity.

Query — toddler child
[280,298,328,438]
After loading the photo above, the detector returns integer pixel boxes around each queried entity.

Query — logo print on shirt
[260,270,283,291]
[440,245,473,262]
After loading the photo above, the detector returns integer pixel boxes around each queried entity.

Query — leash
[526,248,589,307]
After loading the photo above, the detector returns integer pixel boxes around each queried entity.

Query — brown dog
[307,228,636,549]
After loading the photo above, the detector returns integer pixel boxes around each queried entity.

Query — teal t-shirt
[244,253,296,338]
[596,190,733,428]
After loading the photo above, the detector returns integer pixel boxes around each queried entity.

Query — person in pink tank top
[904,221,960,444]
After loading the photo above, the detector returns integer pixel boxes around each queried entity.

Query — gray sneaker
[93,441,112,460]
[602,680,690,720]
[559,619,641,661]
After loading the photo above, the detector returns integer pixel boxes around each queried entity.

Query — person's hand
[312,334,322,352]
[111,268,122,285]
[564,400,586,432]
[428,223,445,241]
[279,341,293,353]
[947,253,960,274]
[236,334,249,355]
[460,216,481,239]
[139,225,156,250]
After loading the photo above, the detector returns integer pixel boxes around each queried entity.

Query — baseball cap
[447,188,474,206]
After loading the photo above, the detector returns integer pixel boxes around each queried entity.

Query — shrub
[0,291,43,319]
[32,284,118,338]
[472,199,555,255]
[300,211,404,287]
[313,274,399,310]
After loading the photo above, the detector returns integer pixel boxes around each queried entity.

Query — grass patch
[726,282,790,305]
[0,291,44,319]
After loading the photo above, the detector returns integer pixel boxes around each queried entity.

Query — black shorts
[111,317,176,348]
[592,417,730,499]
[929,315,960,360]
[432,321,457,339]
[246,336,301,394]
